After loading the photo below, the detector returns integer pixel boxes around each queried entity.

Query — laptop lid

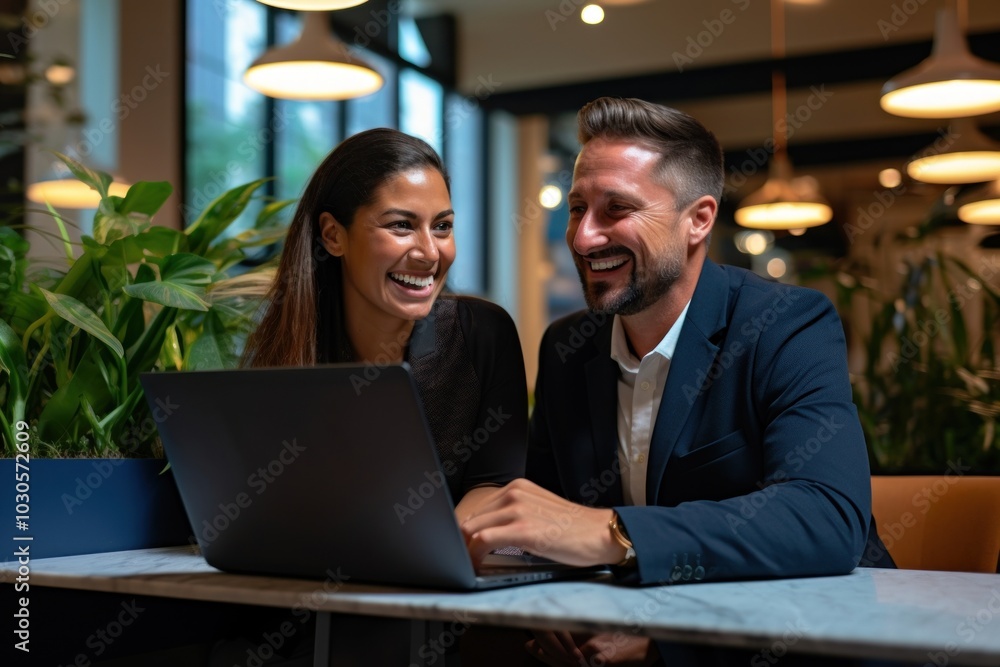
[140,364,596,590]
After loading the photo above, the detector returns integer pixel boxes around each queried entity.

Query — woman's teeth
[390,273,434,288]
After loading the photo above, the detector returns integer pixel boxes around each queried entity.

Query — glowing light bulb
[581,5,605,25]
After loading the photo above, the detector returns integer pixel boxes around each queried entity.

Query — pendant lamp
[735,0,832,230]
[880,1,1000,119]
[27,155,129,209]
[907,118,1000,184]
[957,179,1000,224]
[256,0,367,8]
[244,11,382,101]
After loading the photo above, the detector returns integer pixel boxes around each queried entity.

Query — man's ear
[318,212,347,257]
[688,195,717,246]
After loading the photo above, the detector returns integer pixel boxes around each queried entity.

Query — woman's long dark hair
[242,128,449,367]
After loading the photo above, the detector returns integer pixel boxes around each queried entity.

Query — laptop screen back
[140,364,480,589]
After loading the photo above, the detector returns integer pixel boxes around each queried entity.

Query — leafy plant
[0,153,290,458]
[846,253,1000,471]
[810,200,1000,472]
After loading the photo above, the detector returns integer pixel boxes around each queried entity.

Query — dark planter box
[2,458,192,561]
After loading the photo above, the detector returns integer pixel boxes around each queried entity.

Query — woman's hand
[454,485,502,526]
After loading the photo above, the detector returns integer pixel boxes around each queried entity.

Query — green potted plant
[802,200,1000,473]
[0,153,290,558]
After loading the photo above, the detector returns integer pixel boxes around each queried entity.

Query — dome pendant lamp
[244,10,383,101]
[880,1,1000,119]
[735,0,832,230]
[256,0,367,8]
[907,117,1000,184]
[957,179,1000,224]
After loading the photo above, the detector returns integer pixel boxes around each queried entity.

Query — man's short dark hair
[577,97,725,207]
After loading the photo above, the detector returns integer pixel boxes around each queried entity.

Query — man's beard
[575,249,682,316]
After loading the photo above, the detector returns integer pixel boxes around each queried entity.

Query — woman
[242,128,527,523]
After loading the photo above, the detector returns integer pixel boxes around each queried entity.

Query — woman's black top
[405,295,528,502]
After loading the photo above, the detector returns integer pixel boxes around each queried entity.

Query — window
[185,0,268,231]
[185,0,491,296]
[399,68,442,154]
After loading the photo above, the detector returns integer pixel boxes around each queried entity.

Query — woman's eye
[434,221,454,232]
[389,221,413,230]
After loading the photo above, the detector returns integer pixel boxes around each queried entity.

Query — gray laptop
[140,364,604,590]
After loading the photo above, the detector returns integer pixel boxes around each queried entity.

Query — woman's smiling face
[320,167,455,327]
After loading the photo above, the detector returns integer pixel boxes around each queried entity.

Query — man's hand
[460,478,627,567]
[527,631,658,666]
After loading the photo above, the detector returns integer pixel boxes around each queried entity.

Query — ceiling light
[44,64,75,85]
[539,185,563,210]
[744,231,772,255]
[735,0,832,230]
[766,257,787,279]
[878,168,902,189]
[256,0,367,9]
[957,179,1000,224]
[244,11,382,101]
[736,154,833,229]
[27,179,130,209]
[880,4,1000,118]
[581,5,605,25]
[907,118,1000,184]
[735,230,774,255]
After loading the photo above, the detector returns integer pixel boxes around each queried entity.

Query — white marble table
[3,545,1000,665]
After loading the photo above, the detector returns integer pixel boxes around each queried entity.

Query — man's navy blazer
[527,259,888,585]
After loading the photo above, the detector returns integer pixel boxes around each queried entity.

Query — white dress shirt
[609,302,690,506]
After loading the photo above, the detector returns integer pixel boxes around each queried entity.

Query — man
[462,97,891,665]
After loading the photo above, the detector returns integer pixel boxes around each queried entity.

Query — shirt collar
[609,301,691,374]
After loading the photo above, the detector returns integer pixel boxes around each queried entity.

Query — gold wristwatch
[609,511,636,567]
